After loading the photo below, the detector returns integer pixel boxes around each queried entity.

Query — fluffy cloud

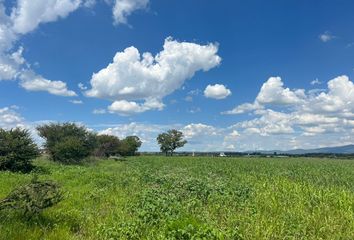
[233,109,294,136]
[204,84,231,99]
[0,106,24,129]
[0,5,20,80]
[182,123,219,139]
[0,51,22,80]
[19,70,77,97]
[0,0,156,96]
[0,1,78,97]
[224,77,303,114]
[112,0,149,25]
[0,5,16,51]
[225,75,354,149]
[302,76,354,116]
[86,37,221,115]
[10,0,82,34]
[222,102,262,115]
[0,0,151,92]
[256,77,304,105]
[108,98,164,115]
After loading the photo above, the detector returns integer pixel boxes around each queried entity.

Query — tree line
[0,122,187,173]
[0,123,187,218]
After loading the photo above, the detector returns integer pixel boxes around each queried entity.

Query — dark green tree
[157,129,187,156]
[0,128,39,172]
[119,136,142,156]
[37,123,97,164]
[94,134,121,158]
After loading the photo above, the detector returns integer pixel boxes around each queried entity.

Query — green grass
[0,156,354,239]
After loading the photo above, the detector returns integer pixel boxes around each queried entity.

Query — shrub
[94,134,120,158]
[37,123,97,164]
[0,128,39,172]
[119,136,142,156]
[52,137,91,164]
[0,178,62,217]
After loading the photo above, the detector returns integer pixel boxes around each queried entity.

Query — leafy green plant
[119,136,142,156]
[94,134,121,158]
[0,178,62,217]
[51,136,91,164]
[0,128,39,173]
[157,129,187,156]
[165,217,242,240]
[37,123,97,164]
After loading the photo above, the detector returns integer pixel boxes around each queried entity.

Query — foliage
[119,136,142,156]
[0,178,62,217]
[157,129,187,156]
[51,137,93,164]
[0,128,39,173]
[37,123,97,164]
[1,156,354,239]
[94,134,121,158]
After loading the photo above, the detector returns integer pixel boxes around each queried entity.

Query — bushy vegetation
[37,123,97,164]
[94,134,121,158]
[94,135,142,157]
[0,128,39,172]
[37,123,142,163]
[157,129,187,156]
[0,156,353,239]
[0,178,62,217]
[118,136,142,156]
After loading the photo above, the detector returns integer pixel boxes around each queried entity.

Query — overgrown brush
[0,178,62,217]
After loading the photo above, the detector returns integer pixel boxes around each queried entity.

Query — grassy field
[0,156,353,239]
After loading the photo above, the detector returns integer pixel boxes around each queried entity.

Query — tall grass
[0,156,353,239]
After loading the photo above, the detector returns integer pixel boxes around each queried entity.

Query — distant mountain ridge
[255,144,354,155]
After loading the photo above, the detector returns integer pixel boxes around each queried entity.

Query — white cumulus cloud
[204,84,231,99]
[256,77,304,105]
[19,70,77,97]
[0,1,78,96]
[86,37,221,115]
[108,98,164,116]
[224,75,354,149]
[10,0,82,34]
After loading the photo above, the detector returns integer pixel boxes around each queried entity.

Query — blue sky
[1,0,354,151]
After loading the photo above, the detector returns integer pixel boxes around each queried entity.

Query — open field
[1,156,354,239]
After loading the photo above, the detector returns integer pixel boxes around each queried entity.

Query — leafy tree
[94,134,121,158]
[37,123,97,164]
[51,137,92,164]
[119,136,142,156]
[0,128,39,172]
[157,129,187,156]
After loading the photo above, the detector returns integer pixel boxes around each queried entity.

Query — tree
[37,123,97,164]
[0,128,39,172]
[157,129,187,156]
[119,136,142,156]
[94,134,120,158]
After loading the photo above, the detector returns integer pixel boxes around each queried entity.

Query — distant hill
[257,144,354,155]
